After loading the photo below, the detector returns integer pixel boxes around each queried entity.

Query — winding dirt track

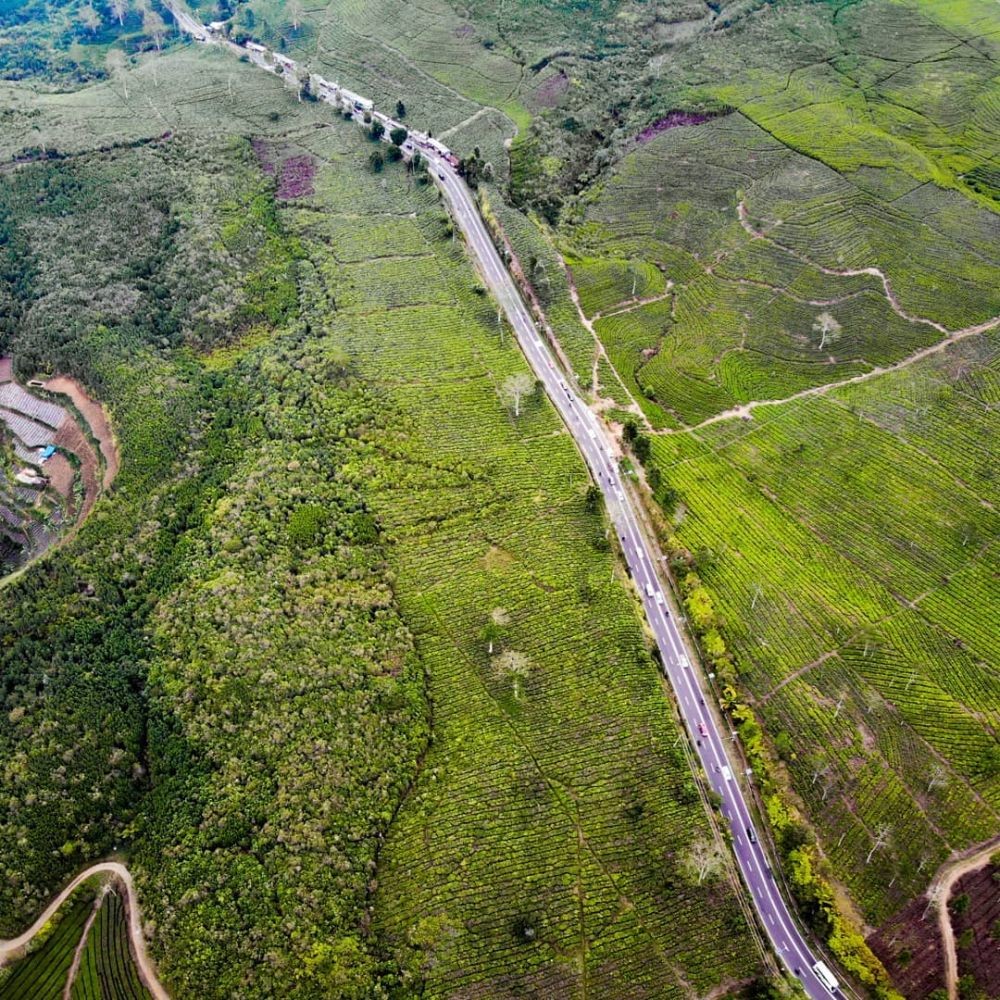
[0,862,168,1000]
[928,835,1000,1000]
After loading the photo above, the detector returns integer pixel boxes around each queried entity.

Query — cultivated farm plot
[70,889,150,1000]
[284,141,762,995]
[649,336,1000,923]
[0,385,65,429]
[0,881,101,1000]
[561,102,1000,424]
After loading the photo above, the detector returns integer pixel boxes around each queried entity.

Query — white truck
[812,961,839,994]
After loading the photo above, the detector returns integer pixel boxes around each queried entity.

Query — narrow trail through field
[736,201,957,335]
[928,835,1000,1000]
[63,893,103,1000]
[563,270,651,427]
[663,313,1000,434]
[0,862,168,1000]
[590,284,674,323]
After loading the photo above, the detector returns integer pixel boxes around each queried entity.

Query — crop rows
[71,889,151,1000]
[569,257,665,319]
[697,396,998,601]
[833,329,1000,504]
[0,385,65,429]
[282,145,761,993]
[0,886,98,999]
[649,323,999,924]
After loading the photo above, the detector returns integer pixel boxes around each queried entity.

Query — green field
[646,330,999,928]
[2,0,998,996]
[71,889,151,1000]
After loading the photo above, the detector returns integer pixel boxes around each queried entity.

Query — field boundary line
[660,312,1000,435]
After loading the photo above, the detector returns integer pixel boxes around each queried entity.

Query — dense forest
[0,132,430,995]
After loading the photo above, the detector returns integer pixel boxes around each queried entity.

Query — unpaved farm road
[930,835,1000,1000]
[0,862,169,1000]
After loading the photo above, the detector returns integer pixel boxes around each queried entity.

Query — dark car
[746,826,757,844]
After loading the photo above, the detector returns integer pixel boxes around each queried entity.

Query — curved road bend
[167,12,842,997]
[0,862,169,1000]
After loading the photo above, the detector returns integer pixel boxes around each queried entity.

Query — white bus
[812,961,839,994]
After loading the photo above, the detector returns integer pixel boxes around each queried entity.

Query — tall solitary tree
[865,822,891,864]
[501,373,535,418]
[685,836,724,884]
[105,48,129,99]
[143,8,167,50]
[79,4,101,33]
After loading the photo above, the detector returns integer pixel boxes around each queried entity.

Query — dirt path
[563,269,650,426]
[659,313,1000,434]
[736,200,995,337]
[927,835,1000,1000]
[43,376,119,489]
[0,862,168,1000]
[63,891,104,1000]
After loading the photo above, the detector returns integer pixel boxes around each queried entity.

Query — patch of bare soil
[53,419,99,518]
[953,860,1000,996]
[869,893,946,998]
[534,70,569,108]
[45,453,75,503]
[43,376,118,489]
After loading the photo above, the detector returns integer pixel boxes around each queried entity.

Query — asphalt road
[168,13,843,996]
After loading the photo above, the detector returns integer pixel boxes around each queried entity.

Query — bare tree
[287,0,303,29]
[105,49,129,99]
[500,373,535,418]
[922,879,946,920]
[493,649,530,699]
[684,836,724,884]
[865,822,891,864]
[110,0,129,25]
[833,693,846,720]
[812,311,842,351]
[143,8,167,50]
[810,759,830,786]
[79,4,102,32]
[926,763,948,795]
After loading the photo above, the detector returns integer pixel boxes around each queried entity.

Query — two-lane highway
[166,12,843,996]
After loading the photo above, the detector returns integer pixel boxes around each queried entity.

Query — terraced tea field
[0,878,149,1000]
[71,890,151,1000]
[270,120,762,995]
[541,0,1000,970]
[561,110,1000,427]
[646,329,999,928]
